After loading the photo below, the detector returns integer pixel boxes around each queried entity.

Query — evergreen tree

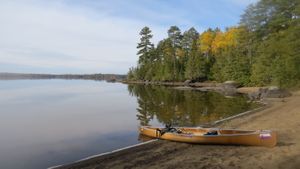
[181,27,199,51]
[137,27,154,64]
[161,39,175,81]
[180,27,199,80]
[185,39,206,80]
[136,26,154,80]
[127,0,300,88]
[242,0,300,87]
[167,26,182,81]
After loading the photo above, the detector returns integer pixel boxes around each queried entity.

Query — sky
[0,0,257,74]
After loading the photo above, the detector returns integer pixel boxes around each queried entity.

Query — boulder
[247,87,268,100]
[246,86,291,100]
[184,80,192,86]
[221,86,238,96]
[218,81,239,96]
[223,81,240,88]
[263,86,292,98]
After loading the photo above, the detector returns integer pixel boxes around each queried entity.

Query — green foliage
[127,67,137,80]
[212,48,251,85]
[137,27,154,64]
[168,26,182,48]
[251,27,300,87]
[244,0,300,87]
[185,39,206,80]
[128,0,300,88]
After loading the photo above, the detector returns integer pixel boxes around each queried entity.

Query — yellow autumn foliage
[199,31,215,54]
[224,27,240,48]
[211,27,240,54]
[211,31,225,54]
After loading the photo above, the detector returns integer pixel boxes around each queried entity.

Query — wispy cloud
[0,0,255,74]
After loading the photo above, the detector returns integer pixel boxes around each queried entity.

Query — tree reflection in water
[128,85,260,126]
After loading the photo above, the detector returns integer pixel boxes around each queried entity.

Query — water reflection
[129,85,258,126]
[0,80,140,169]
[0,80,259,169]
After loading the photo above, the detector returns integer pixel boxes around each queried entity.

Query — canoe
[139,126,277,147]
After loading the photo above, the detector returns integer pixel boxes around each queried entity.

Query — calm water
[0,80,258,169]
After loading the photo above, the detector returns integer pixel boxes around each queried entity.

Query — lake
[0,80,258,169]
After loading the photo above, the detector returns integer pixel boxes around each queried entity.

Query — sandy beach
[57,90,300,169]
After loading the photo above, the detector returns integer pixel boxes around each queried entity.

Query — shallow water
[0,80,258,169]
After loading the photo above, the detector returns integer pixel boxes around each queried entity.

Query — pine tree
[185,39,206,80]
[181,27,199,52]
[168,26,182,81]
[180,27,199,80]
[137,27,154,65]
[127,0,300,88]
[242,0,300,87]
[136,26,154,80]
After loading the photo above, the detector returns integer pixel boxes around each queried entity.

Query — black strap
[156,128,162,138]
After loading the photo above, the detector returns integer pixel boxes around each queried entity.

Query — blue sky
[0,0,257,74]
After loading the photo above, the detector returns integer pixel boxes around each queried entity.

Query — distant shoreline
[0,72,126,81]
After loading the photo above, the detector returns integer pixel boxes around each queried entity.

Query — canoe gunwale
[140,126,268,137]
[140,126,277,147]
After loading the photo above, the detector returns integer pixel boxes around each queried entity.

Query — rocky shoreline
[123,80,292,100]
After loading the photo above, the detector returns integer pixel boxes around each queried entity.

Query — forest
[127,0,300,88]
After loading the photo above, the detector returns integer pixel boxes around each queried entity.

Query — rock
[173,86,194,90]
[221,86,238,96]
[246,86,291,100]
[268,86,279,90]
[191,82,219,87]
[219,81,239,96]
[196,86,237,96]
[223,81,240,88]
[263,86,292,98]
[247,87,268,100]
[237,87,261,94]
[184,80,192,86]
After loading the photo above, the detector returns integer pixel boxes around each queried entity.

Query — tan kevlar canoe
[139,126,277,147]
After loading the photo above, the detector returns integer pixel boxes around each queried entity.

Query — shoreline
[122,80,220,87]
[123,80,292,100]
[48,140,158,169]
[50,100,267,169]
[0,72,126,82]
[53,91,300,169]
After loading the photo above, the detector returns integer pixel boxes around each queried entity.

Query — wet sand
[57,91,300,169]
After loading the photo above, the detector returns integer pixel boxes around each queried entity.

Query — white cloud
[0,0,166,73]
[0,0,253,74]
